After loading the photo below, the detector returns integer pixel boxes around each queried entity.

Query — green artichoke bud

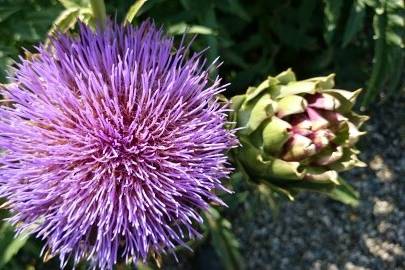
[231,69,368,205]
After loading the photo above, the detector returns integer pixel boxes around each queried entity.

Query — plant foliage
[0,0,401,269]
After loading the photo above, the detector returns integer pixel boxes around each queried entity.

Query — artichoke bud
[307,107,329,130]
[307,93,341,111]
[346,122,366,146]
[310,129,335,150]
[276,95,308,118]
[282,134,316,161]
[314,146,344,166]
[231,69,368,203]
[304,167,339,184]
[262,116,291,154]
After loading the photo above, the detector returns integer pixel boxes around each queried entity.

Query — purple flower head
[0,21,237,269]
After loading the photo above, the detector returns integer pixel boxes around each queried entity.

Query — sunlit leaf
[124,0,147,24]
[58,0,87,9]
[48,7,80,35]
[328,178,360,206]
[167,22,216,36]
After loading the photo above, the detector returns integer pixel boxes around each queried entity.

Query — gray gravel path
[233,96,405,270]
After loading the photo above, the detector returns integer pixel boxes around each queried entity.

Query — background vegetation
[0,0,403,269]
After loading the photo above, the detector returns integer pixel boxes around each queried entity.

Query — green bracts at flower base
[231,69,369,206]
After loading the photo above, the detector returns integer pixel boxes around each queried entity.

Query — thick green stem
[90,0,107,29]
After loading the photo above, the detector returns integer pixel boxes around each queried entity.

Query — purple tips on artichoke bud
[231,68,368,204]
[307,107,330,130]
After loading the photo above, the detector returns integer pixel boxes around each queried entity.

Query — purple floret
[0,21,237,269]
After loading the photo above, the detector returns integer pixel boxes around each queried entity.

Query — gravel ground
[232,96,405,270]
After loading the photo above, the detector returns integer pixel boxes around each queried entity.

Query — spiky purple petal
[0,22,237,269]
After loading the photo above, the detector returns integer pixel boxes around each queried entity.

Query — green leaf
[230,94,246,124]
[362,0,404,106]
[314,146,344,166]
[323,0,344,44]
[304,167,339,184]
[262,182,295,201]
[233,156,253,183]
[78,8,94,25]
[386,47,404,97]
[199,6,218,77]
[304,74,335,89]
[328,178,360,206]
[238,138,305,180]
[48,8,80,35]
[275,68,296,84]
[271,81,319,99]
[321,88,362,113]
[342,0,366,47]
[245,79,270,103]
[362,6,387,106]
[278,180,336,193]
[274,177,359,206]
[256,183,280,217]
[348,112,369,128]
[0,223,29,267]
[246,93,274,133]
[0,7,20,23]
[386,30,404,47]
[203,208,244,270]
[276,94,308,118]
[271,19,316,50]
[297,0,317,32]
[58,0,87,9]
[262,116,291,154]
[218,0,251,21]
[167,23,217,36]
[136,262,154,270]
[124,0,147,24]
[328,148,366,172]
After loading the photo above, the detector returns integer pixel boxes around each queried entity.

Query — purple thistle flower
[0,21,237,269]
